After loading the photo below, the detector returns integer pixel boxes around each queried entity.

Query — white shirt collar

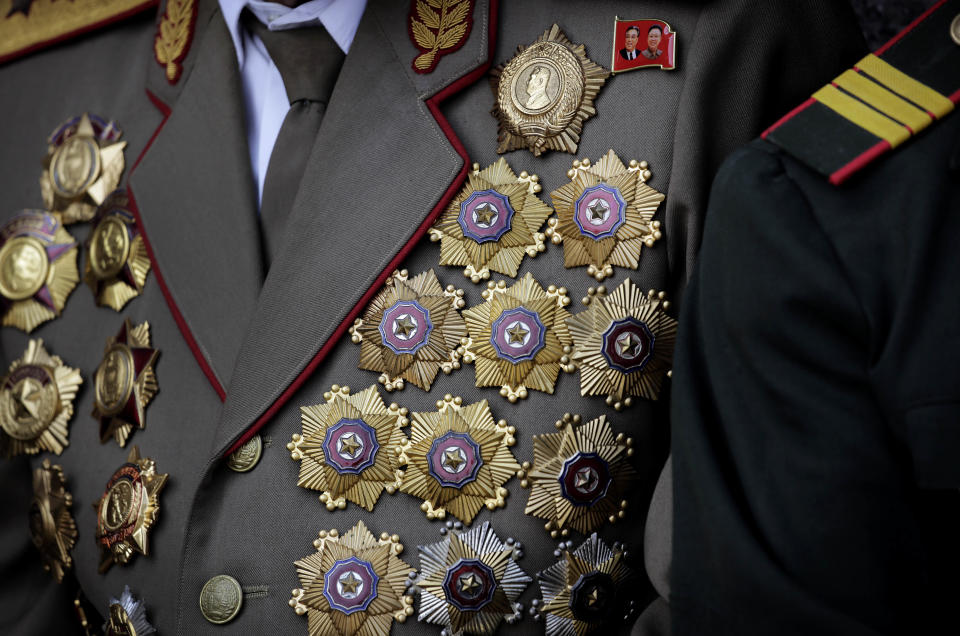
[219,0,367,67]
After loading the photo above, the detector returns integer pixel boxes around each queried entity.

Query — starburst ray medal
[398,394,519,524]
[547,150,665,281]
[0,210,79,332]
[519,413,639,538]
[289,385,407,511]
[30,459,78,583]
[289,520,415,636]
[350,269,466,391]
[461,273,575,402]
[0,339,81,457]
[429,159,552,282]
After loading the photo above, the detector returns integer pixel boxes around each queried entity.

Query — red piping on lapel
[126,88,228,401]
[0,0,159,66]
[224,0,500,457]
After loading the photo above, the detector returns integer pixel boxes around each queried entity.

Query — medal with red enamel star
[92,320,159,447]
[85,190,151,311]
[547,150,664,281]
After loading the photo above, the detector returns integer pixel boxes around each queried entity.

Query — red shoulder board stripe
[763,0,959,185]
[0,0,158,65]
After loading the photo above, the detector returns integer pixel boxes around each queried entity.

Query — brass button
[199,575,243,625]
[227,435,263,473]
[951,14,960,46]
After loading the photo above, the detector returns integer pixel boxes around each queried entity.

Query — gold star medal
[288,385,407,511]
[429,159,552,283]
[94,446,168,573]
[461,273,575,402]
[491,25,609,156]
[40,113,126,224]
[0,339,82,457]
[398,395,519,524]
[92,319,160,447]
[567,279,677,408]
[532,533,638,634]
[85,190,151,311]
[349,269,466,391]
[518,413,638,538]
[289,521,415,635]
[104,586,157,636]
[547,150,664,281]
[0,210,79,332]
[30,459,78,583]
[414,521,532,635]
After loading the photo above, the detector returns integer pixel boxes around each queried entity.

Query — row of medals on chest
[8,28,670,631]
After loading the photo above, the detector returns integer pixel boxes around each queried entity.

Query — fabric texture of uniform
[0,0,864,633]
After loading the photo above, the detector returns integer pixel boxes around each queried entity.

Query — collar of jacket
[128,0,498,459]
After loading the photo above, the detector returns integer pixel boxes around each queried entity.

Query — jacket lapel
[211,0,495,456]
[128,6,264,396]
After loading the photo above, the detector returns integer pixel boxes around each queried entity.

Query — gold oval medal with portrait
[0,236,50,301]
[50,135,102,199]
[94,343,135,417]
[89,215,130,280]
[492,25,609,156]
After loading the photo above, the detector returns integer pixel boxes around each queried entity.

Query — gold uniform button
[200,574,243,625]
[227,435,263,473]
[951,14,960,46]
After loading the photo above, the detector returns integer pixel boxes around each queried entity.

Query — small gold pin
[518,413,639,538]
[30,459,78,583]
[0,210,79,332]
[0,339,82,457]
[40,114,126,224]
[567,279,677,408]
[349,269,466,392]
[92,319,160,447]
[610,18,677,74]
[547,150,664,282]
[491,24,609,156]
[398,394,519,524]
[85,190,151,311]
[289,521,415,631]
[429,159,552,283]
[460,273,575,402]
[94,446,168,572]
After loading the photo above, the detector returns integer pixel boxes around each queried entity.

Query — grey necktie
[243,12,345,266]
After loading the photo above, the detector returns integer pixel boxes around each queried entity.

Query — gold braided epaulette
[0,0,158,65]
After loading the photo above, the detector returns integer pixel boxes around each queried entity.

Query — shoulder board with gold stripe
[0,0,158,65]
[763,0,959,185]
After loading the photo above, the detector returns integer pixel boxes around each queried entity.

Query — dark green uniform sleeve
[670,142,945,635]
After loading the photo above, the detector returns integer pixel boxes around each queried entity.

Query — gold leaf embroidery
[409,0,473,73]
[154,0,196,83]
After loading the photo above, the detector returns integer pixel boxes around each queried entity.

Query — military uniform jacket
[672,1,960,633]
[0,0,864,633]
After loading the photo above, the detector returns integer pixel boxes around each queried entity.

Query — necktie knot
[241,10,345,105]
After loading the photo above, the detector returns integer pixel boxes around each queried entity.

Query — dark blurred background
[851,0,941,49]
